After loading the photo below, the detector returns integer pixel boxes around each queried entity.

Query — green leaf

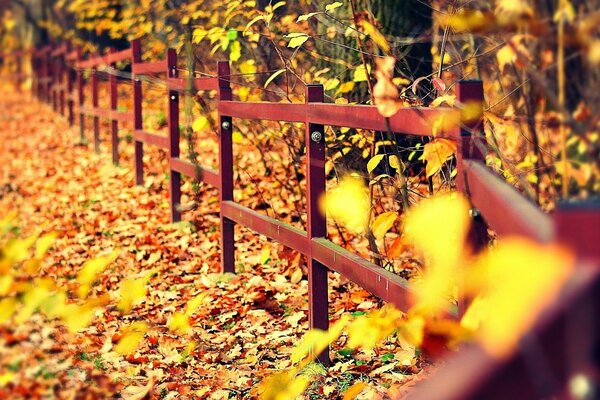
[264,69,286,88]
[367,154,385,173]
[325,2,343,12]
[226,28,238,41]
[337,348,354,357]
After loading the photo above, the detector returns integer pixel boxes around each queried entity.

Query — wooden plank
[167,77,218,91]
[132,60,167,75]
[218,101,306,122]
[463,160,555,243]
[311,238,415,312]
[307,103,457,138]
[220,201,310,255]
[133,130,169,149]
[170,158,220,188]
[78,49,133,69]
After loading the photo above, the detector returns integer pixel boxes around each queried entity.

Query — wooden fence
[6,39,600,398]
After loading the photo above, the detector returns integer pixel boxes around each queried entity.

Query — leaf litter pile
[0,85,430,399]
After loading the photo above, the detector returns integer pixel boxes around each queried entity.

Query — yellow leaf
[185,292,208,316]
[371,211,397,240]
[192,116,209,133]
[0,372,14,387]
[287,33,309,48]
[0,274,13,296]
[260,246,271,265]
[169,312,191,334]
[343,382,367,400]
[291,315,350,365]
[264,69,285,88]
[397,314,425,347]
[115,321,148,355]
[347,305,403,350]
[0,298,17,323]
[77,251,119,298]
[239,60,257,75]
[367,154,385,173]
[229,40,241,62]
[335,81,355,95]
[35,232,58,258]
[62,303,97,333]
[403,194,470,314]
[325,2,343,12]
[497,44,516,72]
[388,155,403,171]
[259,371,310,400]
[118,277,147,313]
[465,238,574,357]
[40,290,68,319]
[422,138,456,177]
[430,94,455,108]
[353,64,369,83]
[319,176,369,234]
[360,20,390,54]
[15,286,50,324]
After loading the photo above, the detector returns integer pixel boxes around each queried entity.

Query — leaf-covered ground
[0,85,430,399]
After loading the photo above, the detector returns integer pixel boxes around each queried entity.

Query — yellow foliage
[115,321,149,355]
[403,194,470,314]
[462,238,574,357]
[371,211,397,240]
[77,251,119,299]
[258,371,310,400]
[319,175,370,234]
[169,312,191,334]
[421,138,457,178]
[118,276,148,313]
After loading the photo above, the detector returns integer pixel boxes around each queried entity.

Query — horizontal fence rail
[19,38,600,398]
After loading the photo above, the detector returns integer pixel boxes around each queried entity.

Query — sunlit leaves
[319,175,369,234]
[76,251,119,299]
[325,2,343,12]
[403,194,470,314]
[259,370,310,400]
[118,276,148,313]
[421,139,457,177]
[346,305,403,350]
[115,321,149,355]
[462,238,574,357]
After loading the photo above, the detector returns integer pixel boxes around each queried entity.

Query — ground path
[0,85,426,399]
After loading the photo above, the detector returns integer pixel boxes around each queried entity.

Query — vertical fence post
[305,84,330,365]
[132,39,144,185]
[66,42,74,126]
[76,47,85,143]
[217,61,235,273]
[455,80,486,315]
[109,48,119,165]
[44,48,50,104]
[91,62,100,153]
[52,45,58,111]
[59,46,65,117]
[167,48,181,223]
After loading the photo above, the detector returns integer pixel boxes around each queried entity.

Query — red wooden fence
[11,39,600,398]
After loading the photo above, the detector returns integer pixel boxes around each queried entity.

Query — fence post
[167,48,181,223]
[132,39,144,185]
[109,48,119,165]
[91,59,100,153]
[455,80,487,315]
[217,61,235,273]
[66,42,74,126]
[52,45,58,111]
[76,47,85,143]
[59,46,65,117]
[305,84,330,366]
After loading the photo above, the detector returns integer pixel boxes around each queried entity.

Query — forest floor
[0,84,430,399]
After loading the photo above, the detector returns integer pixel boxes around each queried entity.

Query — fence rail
[7,39,599,398]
